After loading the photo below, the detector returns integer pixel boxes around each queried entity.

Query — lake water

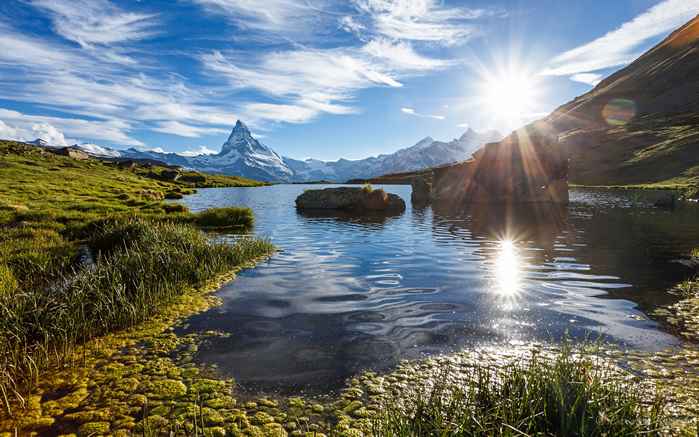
[170,185,699,397]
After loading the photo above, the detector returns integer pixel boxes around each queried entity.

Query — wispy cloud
[200,47,410,123]
[30,0,156,65]
[363,39,454,70]
[542,0,699,79]
[191,0,326,39]
[570,73,603,86]
[401,108,444,120]
[152,121,229,137]
[352,0,485,46]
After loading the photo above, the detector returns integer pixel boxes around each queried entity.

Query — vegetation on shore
[0,140,277,418]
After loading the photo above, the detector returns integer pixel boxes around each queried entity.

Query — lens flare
[602,99,636,125]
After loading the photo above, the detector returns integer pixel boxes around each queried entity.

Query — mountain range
[49,121,502,183]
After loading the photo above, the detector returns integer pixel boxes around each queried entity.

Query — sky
[0,0,698,161]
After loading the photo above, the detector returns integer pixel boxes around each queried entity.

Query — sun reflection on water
[494,240,522,296]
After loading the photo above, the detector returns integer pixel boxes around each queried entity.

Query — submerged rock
[295,187,406,212]
[654,192,676,206]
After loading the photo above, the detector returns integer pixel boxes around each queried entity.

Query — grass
[194,206,254,228]
[363,337,664,436]
[0,218,274,414]
[0,140,277,415]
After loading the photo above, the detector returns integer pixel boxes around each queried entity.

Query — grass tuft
[366,337,664,436]
[0,219,274,413]
[194,206,255,228]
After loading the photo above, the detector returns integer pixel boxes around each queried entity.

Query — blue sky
[0,0,697,161]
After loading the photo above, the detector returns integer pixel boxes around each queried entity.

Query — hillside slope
[533,14,699,186]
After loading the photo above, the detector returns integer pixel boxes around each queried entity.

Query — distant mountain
[284,128,502,182]
[529,14,699,186]
[62,120,501,183]
[73,142,121,157]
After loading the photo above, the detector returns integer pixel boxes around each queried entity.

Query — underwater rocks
[653,192,676,206]
[295,187,406,212]
[425,127,570,204]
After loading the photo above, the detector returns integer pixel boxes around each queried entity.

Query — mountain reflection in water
[170,185,698,396]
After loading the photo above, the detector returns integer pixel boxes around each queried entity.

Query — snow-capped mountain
[24,121,502,183]
[72,142,122,157]
[188,120,296,183]
[283,128,503,182]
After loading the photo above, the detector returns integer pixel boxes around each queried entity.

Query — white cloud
[0,119,70,146]
[242,103,320,125]
[152,121,229,137]
[542,0,699,78]
[353,0,485,46]
[456,123,468,128]
[31,0,155,46]
[181,145,218,156]
[339,16,365,34]
[570,73,603,86]
[200,47,411,123]
[363,39,454,70]
[0,109,143,146]
[401,108,444,120]
[191,0,323,37]
[30,0,156,65]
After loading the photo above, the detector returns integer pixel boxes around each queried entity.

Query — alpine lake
[165,185,699,401]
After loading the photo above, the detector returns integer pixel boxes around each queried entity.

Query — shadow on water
[170,186,698,399]
[296,207,404,226]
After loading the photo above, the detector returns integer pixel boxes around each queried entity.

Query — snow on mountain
[27,138,49,147]
[43,120,501,183]
[283,128,503,182]
[189,120,296,183]
[72,142,121,157]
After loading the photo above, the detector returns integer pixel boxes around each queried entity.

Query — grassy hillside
[0,140,267,233]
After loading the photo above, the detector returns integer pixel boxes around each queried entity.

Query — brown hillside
[528,14,699,186]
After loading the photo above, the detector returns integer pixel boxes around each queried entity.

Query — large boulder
[180,175,206,183]
[296,187,406,212]
[54,146,88,159]
[161,169,180,180]
[411,177,431,203]
[427,127,570,203]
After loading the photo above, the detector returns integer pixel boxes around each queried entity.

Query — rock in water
[427,127,570,203]
[411,177,431,203]
[295,187,406,212]
[653,192,675,206]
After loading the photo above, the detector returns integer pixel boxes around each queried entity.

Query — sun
[474,63,544,132]
[484,74,536,119]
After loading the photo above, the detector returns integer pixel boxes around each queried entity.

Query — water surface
[171,186,699,396]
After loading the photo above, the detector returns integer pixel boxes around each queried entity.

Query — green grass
[0,219,274,413]
[194,206,255,228]
[0,140,277,414]
[365,337,664,436]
